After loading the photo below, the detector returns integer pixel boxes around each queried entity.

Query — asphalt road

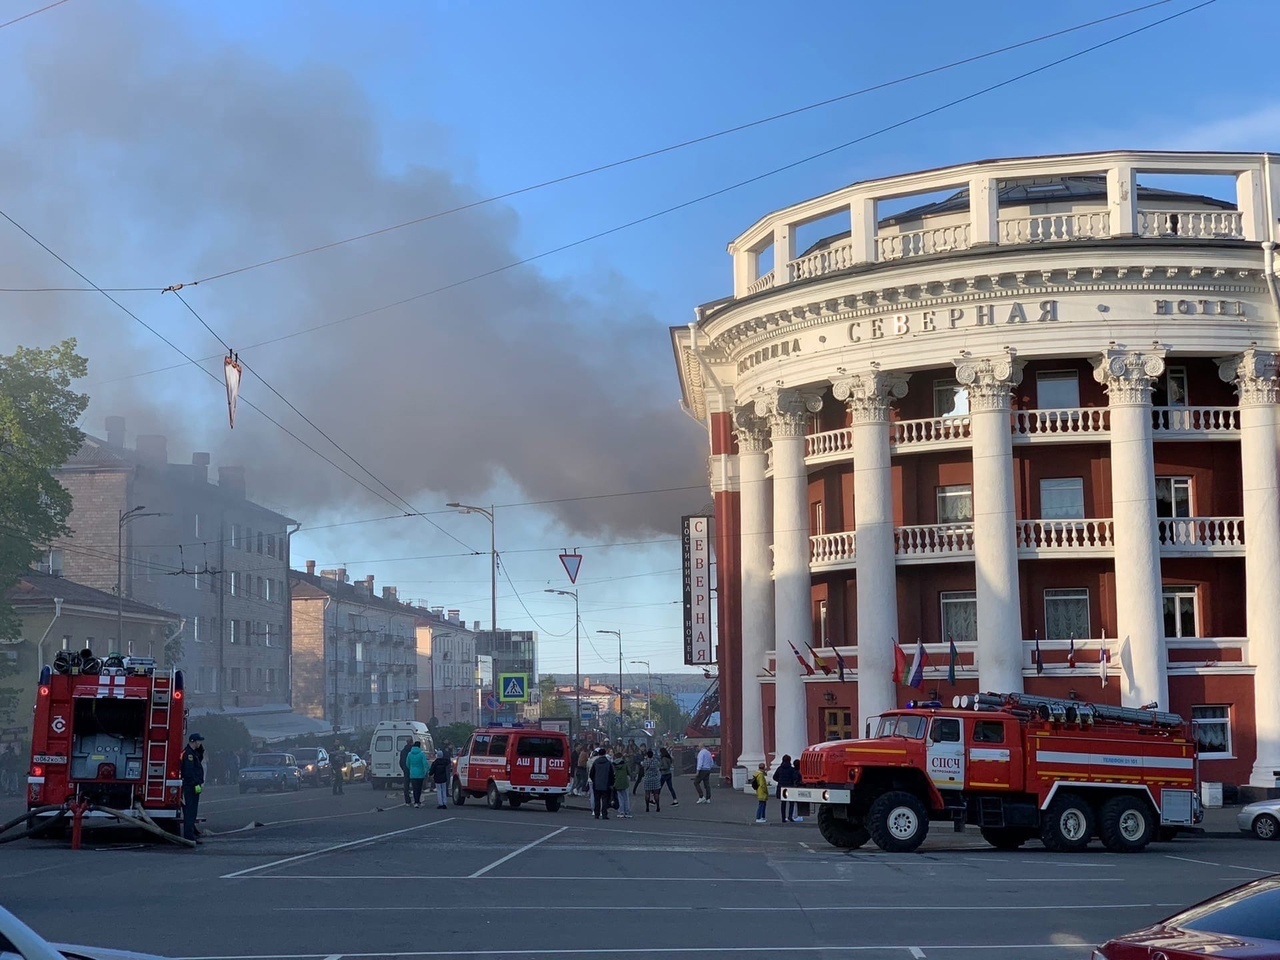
[0,781,1274,960]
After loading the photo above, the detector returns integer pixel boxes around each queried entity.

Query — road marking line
[272,903,1180,913]
[1164,855,1220,866]
[220,818,455,879]
[174,945,1099,959]
[1225,864,1274,874]
[985,878,1121,882]
[469,827,568,878]
[909,949,926,959]
[323,955,342,960]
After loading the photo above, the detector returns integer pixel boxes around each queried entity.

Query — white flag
[224,352,243,429]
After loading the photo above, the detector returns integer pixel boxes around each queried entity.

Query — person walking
[331,744,348,795]
[772,755,802,823]
[399,738,414,806]
[180,732,205,843]
[641,750,662,812]
[611,748,632,818]
[589,749,615,820]
[693,744,714,803]
[405,740,428,808]
[658,747,679,805]
[576,743,591,797]
[750,762,770,824]
[429,750,450,809]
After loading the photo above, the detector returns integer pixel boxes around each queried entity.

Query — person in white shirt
[693,746,714,803]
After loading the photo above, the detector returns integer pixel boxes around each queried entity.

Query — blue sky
[2,0,1277,680]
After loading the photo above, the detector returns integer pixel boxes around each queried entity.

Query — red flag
[1067,635,1077,669]
[892,639,907,684]
[806,643,834,676]
[789,641,816,676]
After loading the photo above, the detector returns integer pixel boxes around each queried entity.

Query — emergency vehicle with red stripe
[785,692,1201,854]
[451,725,571,812]
[28,653,188,828]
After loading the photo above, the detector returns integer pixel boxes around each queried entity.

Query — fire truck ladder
[958,692,1185,729]
[144,671,174,804]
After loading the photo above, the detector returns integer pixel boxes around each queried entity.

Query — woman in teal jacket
[406,741,428,807]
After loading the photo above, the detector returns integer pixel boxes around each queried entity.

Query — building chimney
[472,621,480,632]
[448,609,460,624]
[218,466,246,499]
[337,567,347,584]
[105,416,125,448]
[305,560,316,576]
[192,452,210,484]
[136,434,168,465]
[382,586,398,602]
[365,574,374,592]
[431,606,444,617]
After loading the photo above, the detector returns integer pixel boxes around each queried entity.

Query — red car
[1093,875,1280,959]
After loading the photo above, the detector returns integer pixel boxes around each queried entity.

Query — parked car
[340,753,368,782]
[1236,797,1280,840]
[290,747,332,786]
[238,753,303,793]
[1092,875,1280,958]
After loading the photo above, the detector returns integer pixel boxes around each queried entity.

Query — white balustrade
[745,273,776,296]
[1137,209,1243,239]
[1151,406,1240,436]
[876,223,971,262]
[1016,519,1114,555]
[1012,408,1109,439]
[788,239,857,282]
[806,427,854,462]
[997,211,1110,244]
[1157,517,1245,554]
[891,416,972,450]
[894,523,975,561]
[810,531,856,567]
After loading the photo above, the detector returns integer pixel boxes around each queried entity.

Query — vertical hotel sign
[682,515,713,664]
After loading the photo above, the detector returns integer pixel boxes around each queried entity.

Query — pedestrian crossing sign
[498,673,529,702]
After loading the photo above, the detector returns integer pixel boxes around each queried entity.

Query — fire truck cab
[786,692,1201,854]
[451,726,570,812]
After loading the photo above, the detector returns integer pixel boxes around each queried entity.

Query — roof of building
[64,435,133,468]
[7,571,180,621]
[289,568,474,633]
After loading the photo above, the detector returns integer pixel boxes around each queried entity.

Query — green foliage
[436,721,474,749]
[537,676,573,720]
[188,712,251,755]
[649,693,688,736]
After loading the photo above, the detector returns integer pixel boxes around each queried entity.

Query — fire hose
[0,801,195,848]
[0,804,69,844]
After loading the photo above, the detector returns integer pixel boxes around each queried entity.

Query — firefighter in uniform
[331,744,347,795]
[180,732,205,843]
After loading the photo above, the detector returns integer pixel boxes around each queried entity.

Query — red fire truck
[785,692,1201,854]
[451,726,571,811]
[27,653,188,832]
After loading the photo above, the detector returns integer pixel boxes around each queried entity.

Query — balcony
[1016,519,1114,557]
[1151,406,1240,438]
[891,417,972,454]
[997,211,1110,245]
[810,531,856,570]
[894,524,974,564]
[1157,517,1244,556]
[1011,408,1109,444]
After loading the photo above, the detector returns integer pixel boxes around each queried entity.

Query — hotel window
[1162,585,1198,638]
[936,484,973,523]
[823,708,853,742]
[810,501,824,536]
[1163,367,1189,406]
[940,591,977,644]
[1044,588,1090,640]
[1191,705,1231,757]
[1156,477,1193,518]
[1036,370,1080,409]
[818,599,829,645]
[933,379,970,417]
[1040,478,1085,519]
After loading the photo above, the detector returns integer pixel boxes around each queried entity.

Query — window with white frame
[1156,477,1193,518]
[1044,588,1090,640]
[37,548,64,576]
[1040,478,1085,519]
[192,615,201,644]
[229,571,238,596]
[940,591,977,644]
[933,379,969,418]
[1162,585,1198,638]
[937,484,973,523]
[818,600,828,645]
[229,620,239,645]
[230,524,239,549]
[1191,705,1231,757]
[1163,367,1189,406]
[264,578,273,602]
[811,501,824,536]
[1036,370,1080,408]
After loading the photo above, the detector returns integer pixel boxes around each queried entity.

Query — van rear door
[511,734,570,790]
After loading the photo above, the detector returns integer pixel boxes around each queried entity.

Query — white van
[368,720,435,789]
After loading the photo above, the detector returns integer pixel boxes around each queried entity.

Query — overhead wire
[0,0,70,32]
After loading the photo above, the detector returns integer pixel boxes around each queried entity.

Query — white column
[850,196,876,264]
[955,352,1024,694]
[1093,349,1167,708]
[832,366,909,734]
[1106,164,1138,237]
[1219,350,1280,789]
[772,223,795,289]
[754,387,822,763]
[734,406,773,771]
[968,177,999,247]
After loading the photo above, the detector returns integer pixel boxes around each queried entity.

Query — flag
[1099,642,1111,688]
[947,636,958,685]
[223,351,243,428]
[908,638,928,689]
[1067,634,1076,669]
[892,639,907,684]
[1034,631,1044,675]
[807,643,834,676]
[789,641,816,676]
[834,647,848,683]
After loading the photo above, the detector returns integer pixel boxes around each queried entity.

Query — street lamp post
[597,629,622,737]
[118,506,165,654]
[446,503,496,632]
[630,659,652,723]
[545,588,579,734]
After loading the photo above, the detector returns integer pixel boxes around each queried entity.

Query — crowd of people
[569,739,715,820]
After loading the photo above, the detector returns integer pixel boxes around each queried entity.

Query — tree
[649,693,687,738]
[0,340,88,718]
[537,676,572,720]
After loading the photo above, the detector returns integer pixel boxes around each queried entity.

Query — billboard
[682,515,713,665]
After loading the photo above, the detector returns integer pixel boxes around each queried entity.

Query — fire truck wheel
[867,791,929,853]
[486,782,504,809]
[1251,813,1278,841]
[545,795,562,812]
[816,803,870,849]
[1099,795,1155,853]
[1041,792,1095,852]
[979,826,1033,850]
[451,778,466,805]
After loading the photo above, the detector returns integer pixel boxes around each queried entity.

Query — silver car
[1236,797,1280,840]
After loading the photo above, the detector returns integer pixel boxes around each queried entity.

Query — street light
[630,659,652,723]
[597,629,622,736]
[118,506,166,654]
[446,503,496,632]
[545,588,579,734]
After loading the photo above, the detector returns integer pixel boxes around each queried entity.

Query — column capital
[1092,348,1166,405]
[1218,348,1280,405]
[831,365,909,424]
[732,406,771,453]
[753,387,822,439]
[954,350,1024,411]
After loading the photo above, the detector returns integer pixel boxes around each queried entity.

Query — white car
[1236,797,1280,840]
[1,905,168,960]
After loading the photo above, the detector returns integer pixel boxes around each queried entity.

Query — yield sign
[559,551,582,584]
